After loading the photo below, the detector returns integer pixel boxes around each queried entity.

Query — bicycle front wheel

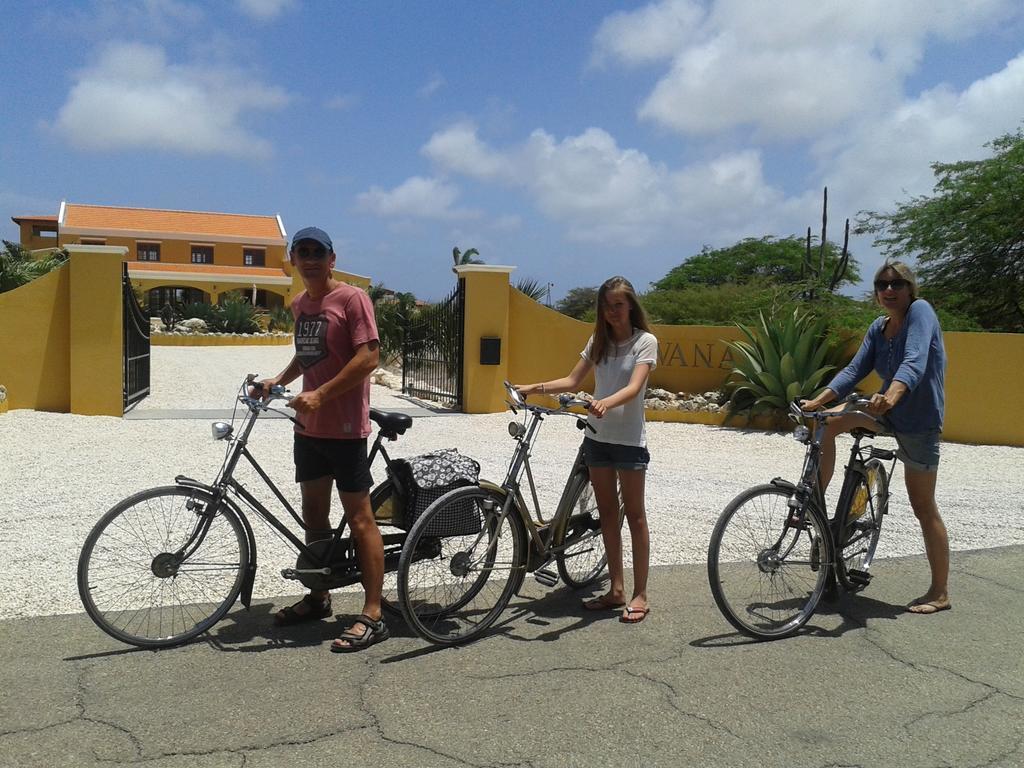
[554,471,623,589]
[707,485,831,640]
[397,486,526,646]
[77,486,248,648]
[836,459,888,591]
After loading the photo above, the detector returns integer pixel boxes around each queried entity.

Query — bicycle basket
[388,448,481,535]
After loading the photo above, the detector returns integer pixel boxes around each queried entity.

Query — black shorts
[293,434,373,493]
[582,437,650,470]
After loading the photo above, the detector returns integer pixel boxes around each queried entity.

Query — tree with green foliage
[372,288,417,366]
[0,241,68,293]
[514,277,547,302]
[556,286,598,320]
[857,129,1024,332]
[653,236,860,291]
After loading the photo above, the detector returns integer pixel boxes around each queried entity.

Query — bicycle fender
[173,476,259,610]
[769,477,797,493]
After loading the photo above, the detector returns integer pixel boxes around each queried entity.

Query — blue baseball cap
[290,226,333,251]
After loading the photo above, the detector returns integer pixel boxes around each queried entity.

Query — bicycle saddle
[370,408,412,435]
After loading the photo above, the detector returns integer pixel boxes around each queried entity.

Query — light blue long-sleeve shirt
[825,299,946,433]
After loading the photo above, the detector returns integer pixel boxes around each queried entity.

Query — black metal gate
[122,263,151,411]
[401,278,464,409]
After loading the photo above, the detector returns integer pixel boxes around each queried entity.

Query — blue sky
[2,0,1023,302]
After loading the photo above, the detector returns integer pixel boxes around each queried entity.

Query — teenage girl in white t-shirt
[516,276,658,623]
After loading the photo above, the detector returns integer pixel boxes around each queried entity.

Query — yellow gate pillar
[68,245,128,416]
[455,265,515,413]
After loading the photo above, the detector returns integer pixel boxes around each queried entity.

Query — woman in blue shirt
[801,261,950,615]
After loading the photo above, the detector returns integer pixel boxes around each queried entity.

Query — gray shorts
[892,429,941,473]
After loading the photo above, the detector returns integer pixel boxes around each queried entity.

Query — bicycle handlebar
[503,381,596,431]
[790,394,887,428]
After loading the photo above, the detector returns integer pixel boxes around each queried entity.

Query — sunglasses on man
[874,278,909,292]
[293,244,329,259]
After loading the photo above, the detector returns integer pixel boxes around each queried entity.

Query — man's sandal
[274,593,332,626]
[330,614,390,653]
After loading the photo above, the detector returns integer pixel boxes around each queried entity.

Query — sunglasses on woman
[874,278,909,292]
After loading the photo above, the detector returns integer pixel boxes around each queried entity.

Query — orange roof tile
[62,203,284,240]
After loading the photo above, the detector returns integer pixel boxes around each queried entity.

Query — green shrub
[641,281,789,326]
[724,308,849,418]
[0,242,68,294]
[268,306,294,332]
[212,292,260,334]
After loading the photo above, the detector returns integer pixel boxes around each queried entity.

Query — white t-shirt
[581,329,658,447]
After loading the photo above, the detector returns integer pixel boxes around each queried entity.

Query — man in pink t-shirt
[259,226,388,652]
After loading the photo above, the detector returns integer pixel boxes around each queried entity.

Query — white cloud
[324,93,358,111]
[417,73,446,99]
[46,0,204,41]
[820,52,1024,212]
[595,0,1020,139]
[355,176,481,221]
[423,122,790,245]
[52,42,289,158]
[592,0,704,67]
[236,0,297,21]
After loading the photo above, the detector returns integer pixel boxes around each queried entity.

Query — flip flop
[583,595,626,611]
[620,606,650,624]
[907,600,951,615]
[330,614,390,653]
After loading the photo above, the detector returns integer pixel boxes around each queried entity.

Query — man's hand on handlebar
[289,389,323,414]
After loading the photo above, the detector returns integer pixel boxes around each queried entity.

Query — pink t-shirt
[291,283,379,439]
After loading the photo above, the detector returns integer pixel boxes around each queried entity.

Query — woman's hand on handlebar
[587,397,607,419]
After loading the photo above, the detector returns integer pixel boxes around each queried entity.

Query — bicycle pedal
[533,567,559,587]
[847,569,872,586]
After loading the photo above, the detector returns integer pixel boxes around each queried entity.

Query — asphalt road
[1,546,1022,768]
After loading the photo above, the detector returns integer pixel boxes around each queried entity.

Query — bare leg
[332,488,385,643]
[818,412,881,491]
[617,468,649,617]
[276,476,333,621]
[585,466,626,607]
[904,467,951,613]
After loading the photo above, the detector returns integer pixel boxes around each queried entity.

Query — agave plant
[724,308,847,417]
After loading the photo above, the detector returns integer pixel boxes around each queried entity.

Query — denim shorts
[891,429,941,473]
[294,434,373,492]
[582,437,650,471]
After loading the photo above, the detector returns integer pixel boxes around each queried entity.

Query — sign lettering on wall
[657,341,735,369]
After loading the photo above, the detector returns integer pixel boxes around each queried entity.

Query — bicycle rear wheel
[397,486,526,646]
[554,472,623,589]
[836,459,888,591]
[707,484,831,640]
[77,486,248,648]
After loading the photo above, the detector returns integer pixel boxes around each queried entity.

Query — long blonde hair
[590,276,652,365]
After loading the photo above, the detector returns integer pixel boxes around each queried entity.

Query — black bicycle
[77,374,421,649]
[707,397,896,640]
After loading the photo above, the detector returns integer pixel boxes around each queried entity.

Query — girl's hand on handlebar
[513,383,537,396]
[588,397,608,418]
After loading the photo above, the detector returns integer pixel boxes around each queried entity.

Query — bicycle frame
[781,399,898,568]
[484,386,595,572]
[170,385,409,605]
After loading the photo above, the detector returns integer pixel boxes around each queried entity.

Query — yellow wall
[458,267,514,413]
[17,221,59,251]
[0,264,71,411]
[69,247,126,416]
[463,267,1024,446]
[937,332,1024,446]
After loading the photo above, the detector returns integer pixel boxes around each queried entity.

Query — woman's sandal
[330,614,390,653]
[582,594,626,611]
[274,593,332,626]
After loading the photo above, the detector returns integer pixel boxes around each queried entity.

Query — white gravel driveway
[1,345,1022,620]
